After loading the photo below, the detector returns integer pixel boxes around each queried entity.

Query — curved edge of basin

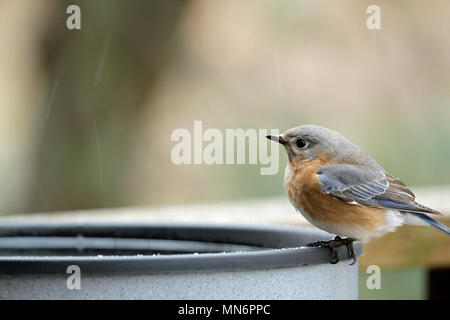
[0,222,363,275]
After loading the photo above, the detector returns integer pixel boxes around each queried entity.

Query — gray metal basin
[0,222,362,299]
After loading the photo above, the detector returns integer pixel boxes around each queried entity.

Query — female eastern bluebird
[267,125,449,263]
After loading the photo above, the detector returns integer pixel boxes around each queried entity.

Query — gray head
[267,124,381,168]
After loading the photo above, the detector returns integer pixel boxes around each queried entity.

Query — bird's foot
[306,236,356,265]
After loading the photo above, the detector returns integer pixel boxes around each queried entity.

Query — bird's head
[266,124,355,164]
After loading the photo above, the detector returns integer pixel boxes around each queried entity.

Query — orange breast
[284,158,386,233]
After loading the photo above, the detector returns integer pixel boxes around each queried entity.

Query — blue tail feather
[407,212,450,235]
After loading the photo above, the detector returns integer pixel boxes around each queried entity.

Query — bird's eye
[296,138,307,149]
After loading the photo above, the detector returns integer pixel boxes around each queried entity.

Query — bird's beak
[266,134,286,145]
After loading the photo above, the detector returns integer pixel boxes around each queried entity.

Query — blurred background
[0,0,449,299]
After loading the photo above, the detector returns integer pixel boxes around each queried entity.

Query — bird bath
[0,222,362,299]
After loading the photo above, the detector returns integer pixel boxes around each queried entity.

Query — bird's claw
[306,236,356,265]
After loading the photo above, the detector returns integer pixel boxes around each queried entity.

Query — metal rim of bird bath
[0,222,362,275]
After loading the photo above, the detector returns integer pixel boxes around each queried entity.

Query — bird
[267,124,450,264]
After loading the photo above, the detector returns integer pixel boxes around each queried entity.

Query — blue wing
[317,164,441,215]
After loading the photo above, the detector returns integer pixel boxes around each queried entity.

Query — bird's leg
[347,240,357,265]
[306,236,356,265]
[333,237,357,265]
